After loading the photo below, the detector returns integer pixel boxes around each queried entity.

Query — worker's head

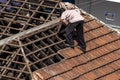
[64,2,75,10]
[59,2,76,10]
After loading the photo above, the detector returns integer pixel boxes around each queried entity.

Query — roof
[0,0,120,80]
[0,0,63,80]
[32,13,120,80]
[0,0,60,39]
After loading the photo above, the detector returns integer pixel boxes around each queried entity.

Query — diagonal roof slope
[0,1,120,80]
[0,21,66,80]
[0,0,63,80]
[32,11,120,80]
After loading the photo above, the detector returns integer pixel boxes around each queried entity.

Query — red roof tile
[33,14,120,80]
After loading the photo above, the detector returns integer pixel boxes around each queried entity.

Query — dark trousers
[65,20,86,49]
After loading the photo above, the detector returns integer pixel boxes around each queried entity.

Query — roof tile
[33,14,120,80]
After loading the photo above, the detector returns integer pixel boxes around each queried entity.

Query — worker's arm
[60,18,64,22]
[60,10,69,25]
[59,18,68,26]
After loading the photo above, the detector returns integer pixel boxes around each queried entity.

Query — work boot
[77,46,86,53]
[81,48,86,53]
[70,45,74,49]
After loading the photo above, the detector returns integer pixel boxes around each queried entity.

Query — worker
[60,8,86,53]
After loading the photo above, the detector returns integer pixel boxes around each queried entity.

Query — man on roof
[60,2,86,53]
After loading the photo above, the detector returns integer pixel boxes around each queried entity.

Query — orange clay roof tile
[33,14,120,80]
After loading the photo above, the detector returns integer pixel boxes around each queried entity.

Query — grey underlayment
[0,0,67,80]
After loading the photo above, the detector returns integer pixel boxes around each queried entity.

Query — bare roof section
[0,0,60,39]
